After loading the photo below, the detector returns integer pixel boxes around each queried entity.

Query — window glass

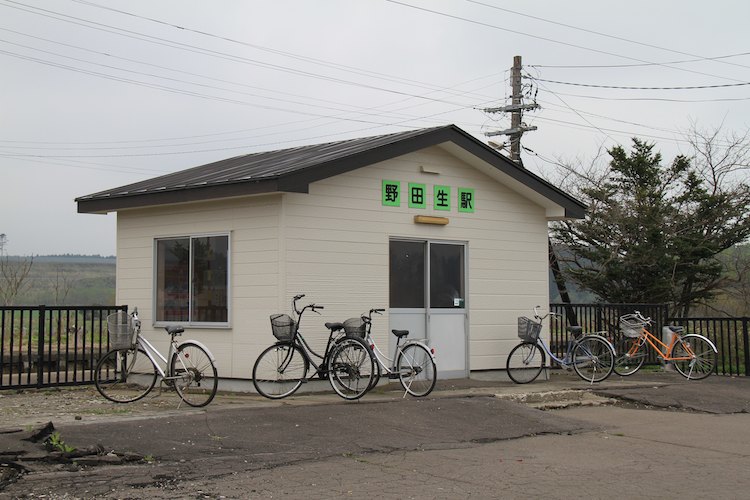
[389,241,425,308]
[155,235,229,324]
[191,236,229,323]
[430,244,465,308]
[156,238,189,322]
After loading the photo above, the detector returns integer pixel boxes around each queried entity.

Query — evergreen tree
[552,138,750,317]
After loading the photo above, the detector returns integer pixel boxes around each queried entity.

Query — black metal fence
[673,317,749,377]
[550,303,749,377]
[0,305,126,389]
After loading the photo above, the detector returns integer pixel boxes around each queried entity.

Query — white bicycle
[94,308,218,407]
[346,308,437,397]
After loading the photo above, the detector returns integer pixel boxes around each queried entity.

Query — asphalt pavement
[1,370,749,498]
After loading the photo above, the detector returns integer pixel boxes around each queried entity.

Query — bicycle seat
[325,322,344,331]
[667,325,684,334]
[165,325,184,335]
[391,329,410,338]
[567,326,583,337]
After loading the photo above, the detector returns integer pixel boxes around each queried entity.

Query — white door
[389,240,468,378]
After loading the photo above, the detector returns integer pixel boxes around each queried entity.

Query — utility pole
[484,56,578,326]
[484,55,538,166]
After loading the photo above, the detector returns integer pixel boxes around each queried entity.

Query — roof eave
[76,178,289,214]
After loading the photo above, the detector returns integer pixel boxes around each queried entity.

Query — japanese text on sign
[382,180,475,212]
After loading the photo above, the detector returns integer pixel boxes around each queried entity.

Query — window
[429,243,465,308]
[389,240,425,308]
[155,234,229,325]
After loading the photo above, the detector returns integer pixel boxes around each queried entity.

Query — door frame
[389,237,469,378]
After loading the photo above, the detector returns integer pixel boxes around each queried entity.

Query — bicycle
[252,294,376,400]
[613,311,717,379]
[506,307,615,384]
[346,308,436,397]
[94,308,218,407]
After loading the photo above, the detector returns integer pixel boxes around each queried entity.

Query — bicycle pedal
[387,373,400,380]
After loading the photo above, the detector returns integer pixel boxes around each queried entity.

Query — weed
[46,432,76,453]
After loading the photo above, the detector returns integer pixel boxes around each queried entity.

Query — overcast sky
[2,0,749,256]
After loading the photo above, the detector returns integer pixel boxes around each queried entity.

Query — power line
[536,100,683,136]
[70,0,499,102]
[531,115,690,145]
[467,0,750,72]
[534,90,750,103]
[529,79,616,145]
[0,42,484,136]
[529,51,750,70]
[530,76,750,91]
[0,0,486,107]
[0,35,495,152]
[383,0,747,83]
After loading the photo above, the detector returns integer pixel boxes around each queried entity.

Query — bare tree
[50,265,74,305]
[0,235,35,306]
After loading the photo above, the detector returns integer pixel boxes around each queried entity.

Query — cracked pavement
[1,372,749,498]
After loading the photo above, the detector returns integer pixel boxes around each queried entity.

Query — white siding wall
[116,195,282,379]
[115,144,550,378]
[283,145,549,370]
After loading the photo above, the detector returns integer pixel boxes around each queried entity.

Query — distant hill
[6,254,115,264]
[4,255,116,306]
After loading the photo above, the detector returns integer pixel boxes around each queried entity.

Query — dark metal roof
[76,124,585,218]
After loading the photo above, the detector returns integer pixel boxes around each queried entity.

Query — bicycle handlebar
[533,305,559,321]
[361,308,386,326]
[292,293,324,316]
[633,310,652,323]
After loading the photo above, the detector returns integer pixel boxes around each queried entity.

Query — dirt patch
[0,386,192,430]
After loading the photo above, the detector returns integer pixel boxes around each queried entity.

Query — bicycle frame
[534,335,577,368]
[368,335,426,376]
[292,329,342,377]
[625,327,694,361]
[127,312,216,385]
[361,309,434,376]
[135,335,174,381]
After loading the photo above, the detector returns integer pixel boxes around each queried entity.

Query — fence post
[743,317,749,377]
[37,305,45,388]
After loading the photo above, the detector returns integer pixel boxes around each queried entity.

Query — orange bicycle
[613,311,717,380]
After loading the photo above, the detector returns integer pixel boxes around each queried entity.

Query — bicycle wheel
[396,343,436,397]
[328,336,375,400]
[506,342,545,384]
[572,335,615,383]
[94,347,157,403]
[613,336,646,376]
[252,343,308,399]
[170,342,218,407]
[368,350,383,392]
[672,334,716,380]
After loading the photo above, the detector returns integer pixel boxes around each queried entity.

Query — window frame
[153,232,231,329]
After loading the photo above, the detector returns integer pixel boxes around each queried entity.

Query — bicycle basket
[619,314,646,338]
[343,317,366,338]
[270,314,296,341]
[517,316,542,342]
[107,311,134,349]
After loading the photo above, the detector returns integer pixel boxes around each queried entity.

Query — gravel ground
[0,386,209,429]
